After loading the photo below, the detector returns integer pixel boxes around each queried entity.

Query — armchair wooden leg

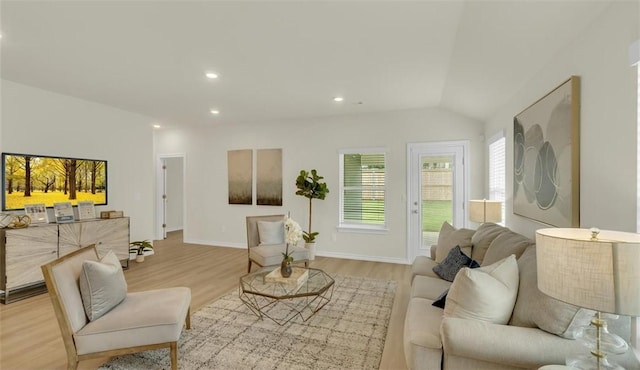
[247,259,252,273]
[170,342,178,370]
[66,352,78,370]
[185,307,191,329]
[304,261,309,268]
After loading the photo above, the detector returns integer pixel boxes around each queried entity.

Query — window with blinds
[339,149,386,230]
[489,134,506,225]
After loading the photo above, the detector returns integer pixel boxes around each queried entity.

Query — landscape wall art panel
[256,148,282,206]
[227,149,253,205]
[513,76,580,227]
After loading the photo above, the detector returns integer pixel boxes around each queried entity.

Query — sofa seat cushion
[470,222,509,264]
[74,287,191,355]
[249,244,308,266]
[411,275,452,300]
[482,230,533,266]
[435,222,474,263]
[444,255,519,325]
[411,255,439,282]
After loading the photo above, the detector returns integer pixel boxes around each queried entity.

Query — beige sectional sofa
[404,222,639,370]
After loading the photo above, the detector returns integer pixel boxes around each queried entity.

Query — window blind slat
[340,152,386,227]
[489,136,506,224]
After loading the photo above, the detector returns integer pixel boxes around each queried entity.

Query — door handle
[412,210,419,214]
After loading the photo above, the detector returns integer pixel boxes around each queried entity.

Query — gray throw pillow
[79,250,127,321]
[432,245,480,282]
[257,220,285,245]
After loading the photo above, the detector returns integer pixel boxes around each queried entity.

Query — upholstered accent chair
[41,245,191,370]
[246,214,309,272]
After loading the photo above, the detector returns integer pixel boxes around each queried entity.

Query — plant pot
[305,242,316,261]
[135,254,145,263]
[280,260,292,278]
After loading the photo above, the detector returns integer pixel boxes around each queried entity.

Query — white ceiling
[0,1,613,128]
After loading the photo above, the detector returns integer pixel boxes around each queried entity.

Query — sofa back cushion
[444,254,519,325]
[435,222,474,263]
[470,223,509,264]
[509,245,590,338]
[482,230,533,266]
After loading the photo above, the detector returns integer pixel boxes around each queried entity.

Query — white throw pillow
[444,254,519,324]
[79,250,127,321]
[257,220,285,245]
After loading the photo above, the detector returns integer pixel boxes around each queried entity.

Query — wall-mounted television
[2,152,107,211]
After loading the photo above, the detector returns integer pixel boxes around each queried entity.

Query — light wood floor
[0,231,412,370]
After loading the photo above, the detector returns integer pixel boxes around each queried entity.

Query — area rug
[99,275,397,370]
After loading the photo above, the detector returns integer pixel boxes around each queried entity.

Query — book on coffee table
[265,267,309,285]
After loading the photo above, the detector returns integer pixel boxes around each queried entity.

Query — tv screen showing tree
[2,153,107,211]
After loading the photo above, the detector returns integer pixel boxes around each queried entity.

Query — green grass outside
[359,199,451,231]
[422,200,452,232]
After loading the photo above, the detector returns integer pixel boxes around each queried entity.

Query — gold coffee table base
[239,267,334,326]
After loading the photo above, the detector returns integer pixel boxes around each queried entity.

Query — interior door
[407,141,468,262]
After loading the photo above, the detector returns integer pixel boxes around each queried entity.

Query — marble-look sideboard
[0,217,129,303]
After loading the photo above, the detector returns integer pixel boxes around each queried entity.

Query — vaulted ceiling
[0,1,613,128]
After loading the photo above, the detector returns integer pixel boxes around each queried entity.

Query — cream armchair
[246,214,309,272]
[41,245,191,370]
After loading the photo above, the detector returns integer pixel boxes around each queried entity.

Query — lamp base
[567,353,624,370]
[568,312,629,370]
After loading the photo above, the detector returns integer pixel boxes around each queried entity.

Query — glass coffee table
[239,267,334,325]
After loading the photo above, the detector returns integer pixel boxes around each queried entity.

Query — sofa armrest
[441,317,582,368]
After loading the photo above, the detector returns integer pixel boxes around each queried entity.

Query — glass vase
[280,260,292,278]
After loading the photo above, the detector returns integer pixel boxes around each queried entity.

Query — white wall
[165,156,184,232]
[1,80,156,242]
[155,107,484,263]
[485,1,639,238]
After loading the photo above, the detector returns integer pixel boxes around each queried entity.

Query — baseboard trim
[182,239,411,265]
[184,239,245,249]
[316,251,410,265]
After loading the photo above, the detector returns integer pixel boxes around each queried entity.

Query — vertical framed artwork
[227,149,253,205]
[256,149,283,206]
[513,76,580,227]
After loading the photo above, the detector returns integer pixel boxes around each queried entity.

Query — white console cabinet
[0,217,130,303]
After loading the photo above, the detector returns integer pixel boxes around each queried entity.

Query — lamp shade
[536,228,640,316]
[469,200,502,223]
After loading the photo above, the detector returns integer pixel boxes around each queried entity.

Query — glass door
[407,142,467,261]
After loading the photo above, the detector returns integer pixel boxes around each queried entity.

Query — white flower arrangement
[282,215,303,263]
[284,216,303,246]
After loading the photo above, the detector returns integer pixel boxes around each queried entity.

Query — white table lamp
[536,228,640,370]
[469,199,502,223]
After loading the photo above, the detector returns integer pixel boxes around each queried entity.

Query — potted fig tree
[295,169,329,260]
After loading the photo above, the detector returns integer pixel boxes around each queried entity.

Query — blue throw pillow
[432,245,480,282]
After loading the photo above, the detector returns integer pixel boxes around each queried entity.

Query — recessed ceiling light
[206,72,219,79]
[333,97,344,102]
[153,124,161,129]
[210,110,220,115]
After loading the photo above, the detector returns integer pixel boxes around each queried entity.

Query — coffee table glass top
[240,267,334,298]
[239,267,334,325]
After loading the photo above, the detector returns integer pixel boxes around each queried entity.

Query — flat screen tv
[2,152,107,211]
